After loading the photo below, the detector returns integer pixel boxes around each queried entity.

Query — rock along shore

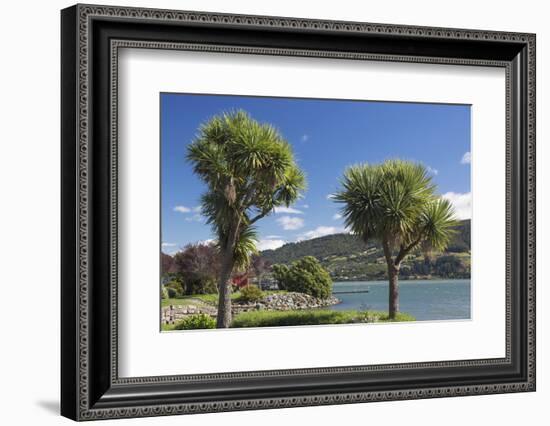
[162,292,341,325]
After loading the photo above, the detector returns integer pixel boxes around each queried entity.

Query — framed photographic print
[61,4,536,421]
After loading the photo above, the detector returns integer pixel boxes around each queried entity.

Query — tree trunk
[382,238,400,320]
[388,263,400,319]
[216,253,235,328]
[216,221,240,328]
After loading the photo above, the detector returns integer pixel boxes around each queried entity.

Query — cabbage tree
[334,160,458,319]
[187,111,306,327]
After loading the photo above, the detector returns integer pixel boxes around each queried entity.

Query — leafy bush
[166,287,178,298]
[165,280,184,297]
[164,276,217,297]
[272,256,333,298]
[238,285,265,303]
[161,286,169,299]
[172,243,221,294]
[271,264,289,290]
[174,314,216,330]
[184,277,218,295]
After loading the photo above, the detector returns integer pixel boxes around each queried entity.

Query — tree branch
[395,235,423,265]
[249,210,269,225]
[238,181,255,211]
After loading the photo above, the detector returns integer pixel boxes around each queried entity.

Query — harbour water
[330,279,471,321]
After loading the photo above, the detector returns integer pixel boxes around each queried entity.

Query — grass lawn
[161,323,177,331]
[161,291,414,330]
[162,309,414,331]
[161,290,287,307]
[231,309,415,328]
[161,297,210,308]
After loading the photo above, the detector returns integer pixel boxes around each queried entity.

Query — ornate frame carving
[61,4,535,421]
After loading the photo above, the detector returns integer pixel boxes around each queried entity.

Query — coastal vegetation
[237,285,265,303]
[261,221,470,281]
[174,313,217,330]
[272,256,333,299]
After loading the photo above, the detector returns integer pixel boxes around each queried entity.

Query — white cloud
[265,235,282,239]
[426,165,439,175]
[276,216,304,230]
[162,242,176,247]
[185,214,204,222]
[301,134,309,142]
[297,226,346,241]
[442,192,472,220]
[273,206,303,215]
[174,205,201,214]
[173,205,191,213]
[461,151,471,164]
[302,204,309,209]
[332,213,342,220]
[199,238,216,245]
[258,239,286,251]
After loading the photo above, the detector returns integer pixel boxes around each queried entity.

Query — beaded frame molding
[61,4,536,421]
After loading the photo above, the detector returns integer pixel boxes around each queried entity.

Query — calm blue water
[330,279,471,321]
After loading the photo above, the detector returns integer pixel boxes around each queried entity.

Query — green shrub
[174,313,216,330]
[184,277,218,295]
[273,256,332,298]
[165,276,218,297]
[272,264,290,290]
[166,287,178,299]
[238,285,265,303]
[161,286,169,300]
[165,280,184,297]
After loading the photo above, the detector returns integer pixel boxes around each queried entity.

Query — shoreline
[331,277,471,283]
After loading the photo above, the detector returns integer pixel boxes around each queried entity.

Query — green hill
[261,220,471,281]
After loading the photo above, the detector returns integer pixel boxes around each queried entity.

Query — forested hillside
[261,220,471,281]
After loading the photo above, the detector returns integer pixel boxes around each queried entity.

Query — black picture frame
[61,4,536,421]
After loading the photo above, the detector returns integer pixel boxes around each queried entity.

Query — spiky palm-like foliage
[187,110,306,327]
[333,160,458,318]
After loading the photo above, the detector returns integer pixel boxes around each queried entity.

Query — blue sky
[161,93,471,254]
